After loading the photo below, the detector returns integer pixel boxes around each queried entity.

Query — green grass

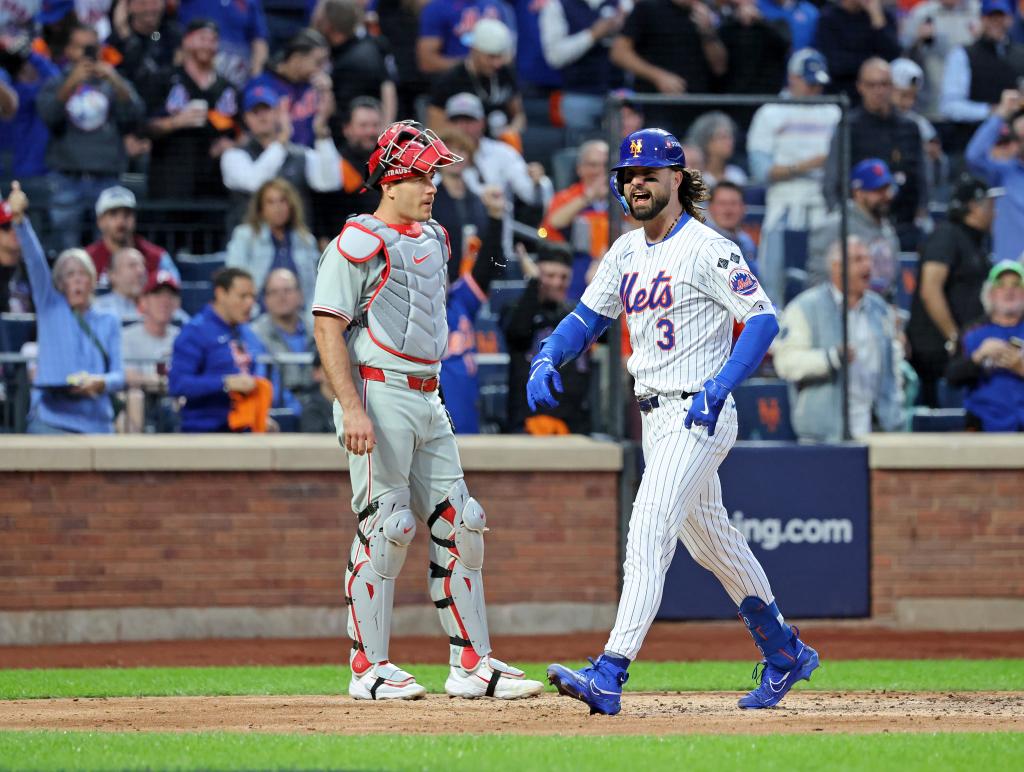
[0,731,1020,771]
[1,659,1021,700]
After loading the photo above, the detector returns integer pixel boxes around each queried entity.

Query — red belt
[359,365,439,392]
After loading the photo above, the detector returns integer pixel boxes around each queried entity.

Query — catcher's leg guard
[427,479,492,668]
[346,488,417,668]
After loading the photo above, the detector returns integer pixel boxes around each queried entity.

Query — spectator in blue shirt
[0,43,60,191]
[177,0,269,87]
[169,266,270,432]
[7,181,125,434]
[245,27,330,148]
[946,261,1024,431]
[965,88,1024,262]
[416,0,515,75]
[758,0,817,52]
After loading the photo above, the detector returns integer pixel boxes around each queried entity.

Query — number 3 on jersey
[656,318,675,350]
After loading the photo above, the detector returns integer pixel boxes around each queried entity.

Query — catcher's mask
[365,120,464,189]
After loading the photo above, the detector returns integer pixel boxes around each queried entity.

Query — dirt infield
[4,623,1022,669]
[1,692,1021,736]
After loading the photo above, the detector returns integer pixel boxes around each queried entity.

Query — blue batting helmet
[610,128,687,214]
[612,128,686,171]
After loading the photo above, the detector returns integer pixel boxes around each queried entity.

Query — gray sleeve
[311,241,373,322]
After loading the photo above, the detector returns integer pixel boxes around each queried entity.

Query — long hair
[678,167,710,223]
[246,178,309,237]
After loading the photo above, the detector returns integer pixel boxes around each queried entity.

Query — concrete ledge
[866,433,1024,469]
[894,599,1024,631]
[0,603,618,645]
[0,435,623,473]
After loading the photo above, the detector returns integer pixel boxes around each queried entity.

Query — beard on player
[627,185,671,221]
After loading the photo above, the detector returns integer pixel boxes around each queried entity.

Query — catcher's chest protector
[341,214,450,364]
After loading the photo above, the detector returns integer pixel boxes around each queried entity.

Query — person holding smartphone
[945,261,1024,431]
[36,22,144,251]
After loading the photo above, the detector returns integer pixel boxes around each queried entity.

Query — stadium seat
[936,378,966,409]
[521,126,567,169]
[0,314,36,353]
[269,408,300,433]
[176,252,227,283]
[910,407,967,431]
[733,379,797,441]
[179,281,212,316]
[486,280,527,317]
[895,252,918,316]
[476,359,509,432]
[550,146,580,192]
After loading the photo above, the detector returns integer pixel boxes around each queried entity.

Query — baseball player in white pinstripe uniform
[532,128,820,714]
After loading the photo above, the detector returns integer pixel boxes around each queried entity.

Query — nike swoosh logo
[700,402,712,417]
[412,252,432,265]
[768,672,791,692]
[589,681,618,696]
[403,526,413,534]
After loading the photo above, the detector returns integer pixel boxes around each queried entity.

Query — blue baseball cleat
[738,640,820,709]
[547,656,629,715]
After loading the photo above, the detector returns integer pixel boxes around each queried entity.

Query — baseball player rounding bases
[312,120,543,701]
[533,129,820,714]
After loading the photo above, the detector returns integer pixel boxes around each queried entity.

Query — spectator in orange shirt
[540,139,610,301]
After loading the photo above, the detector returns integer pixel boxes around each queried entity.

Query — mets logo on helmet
[729,268,759,296]
[630,138,643,157]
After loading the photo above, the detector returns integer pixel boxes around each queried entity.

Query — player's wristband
[714,313,779,392]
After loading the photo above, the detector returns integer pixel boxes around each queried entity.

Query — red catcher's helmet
[366,120,463,189]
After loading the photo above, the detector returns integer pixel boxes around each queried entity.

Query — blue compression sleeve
[537,302,613,367]
[714,313,779,392]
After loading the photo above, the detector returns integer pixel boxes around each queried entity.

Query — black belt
[637,391,695,414]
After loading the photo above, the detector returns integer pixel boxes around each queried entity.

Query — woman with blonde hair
[6,182,124,434]
[226,177,320,318]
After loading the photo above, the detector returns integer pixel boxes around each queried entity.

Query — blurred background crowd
[0,0,1022,438]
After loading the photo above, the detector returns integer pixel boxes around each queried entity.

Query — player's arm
[527,302,614,411]
[527,246,623,411]
[312,232,380,456]
[686,242,779,435]
[313,314,375,456]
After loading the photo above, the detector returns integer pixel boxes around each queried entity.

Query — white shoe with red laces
[445,656,544,699]
[349,661,427,700]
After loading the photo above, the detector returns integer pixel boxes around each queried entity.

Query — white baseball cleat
[349,661,427,700]
[445,656,544,699]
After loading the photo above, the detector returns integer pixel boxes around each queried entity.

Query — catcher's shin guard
[427,480,492,668]
[345,488,417,667]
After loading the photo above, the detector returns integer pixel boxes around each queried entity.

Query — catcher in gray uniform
[312,120,544,701]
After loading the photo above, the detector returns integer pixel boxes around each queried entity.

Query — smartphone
[82,43,98,61]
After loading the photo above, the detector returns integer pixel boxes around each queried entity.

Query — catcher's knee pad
[427,480,492,664]
[346,488,416,666]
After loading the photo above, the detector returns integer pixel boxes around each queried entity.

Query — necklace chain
[661,212,681,242]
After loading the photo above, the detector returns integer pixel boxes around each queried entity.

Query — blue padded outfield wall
[654,443,870,619]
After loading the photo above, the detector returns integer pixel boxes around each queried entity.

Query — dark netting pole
[605,99,625,439]
[838,94,852,441]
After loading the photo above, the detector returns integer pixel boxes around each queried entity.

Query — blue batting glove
[684,378,730,436]
[527,354,563,411]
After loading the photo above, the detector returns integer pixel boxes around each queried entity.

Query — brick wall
[871,470,1024,618]
[0,471,619,612]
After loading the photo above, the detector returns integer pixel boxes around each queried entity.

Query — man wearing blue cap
[811,158,901,297]
[220,83,341,227]
[940,0,1024,124]
[748,47,841,303]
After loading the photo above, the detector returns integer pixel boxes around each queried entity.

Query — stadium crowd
[0,0,1022,437]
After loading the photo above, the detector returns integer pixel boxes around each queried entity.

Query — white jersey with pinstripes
[581,215,774,396]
